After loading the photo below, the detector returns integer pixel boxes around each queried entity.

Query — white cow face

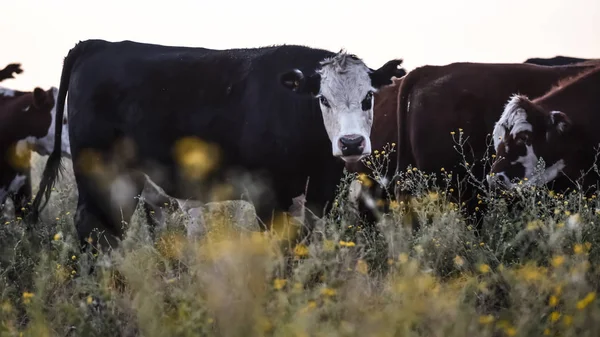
[281,51,404,163]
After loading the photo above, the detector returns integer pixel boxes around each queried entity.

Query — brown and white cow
[389,60,600,218]
[488,66,600,192]
[0,85,71,218]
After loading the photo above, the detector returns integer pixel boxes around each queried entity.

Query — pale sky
[2,0,599,91]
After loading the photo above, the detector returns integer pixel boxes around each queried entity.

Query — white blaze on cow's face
[488,95,568,188]
[280,51,404,163]
[316,54,375,162]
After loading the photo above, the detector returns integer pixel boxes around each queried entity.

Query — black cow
[524,56,591,67]
[30,39,403,251]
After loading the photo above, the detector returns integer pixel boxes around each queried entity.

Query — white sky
[1,0,599,91]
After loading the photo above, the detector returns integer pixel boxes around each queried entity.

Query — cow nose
[338,135,366,157]
[488,173,510,189]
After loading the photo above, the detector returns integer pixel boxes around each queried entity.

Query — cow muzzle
[487,172,512,190]
[337,134,368,162]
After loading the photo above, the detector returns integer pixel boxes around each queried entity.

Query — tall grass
[2,145,600,337]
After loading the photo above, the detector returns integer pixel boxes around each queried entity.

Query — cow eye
[361,91,374,111]
[515,133,530,145]
[319,96,330,108]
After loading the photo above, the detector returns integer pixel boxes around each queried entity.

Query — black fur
[30,40,348,250]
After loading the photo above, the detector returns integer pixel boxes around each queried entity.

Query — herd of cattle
[1,38,598,252]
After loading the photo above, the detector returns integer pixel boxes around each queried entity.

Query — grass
[2,141,600,337]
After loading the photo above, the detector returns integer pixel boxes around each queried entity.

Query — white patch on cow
[32,87,71,158]
[492,145,566,189]
[511,144,539,179]
[0,86,15,97]
[317,53,374,162]
[492,95,533,151]
[536,159,566,185]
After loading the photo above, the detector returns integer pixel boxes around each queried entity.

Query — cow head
[280,51,405,163]
[13,87,71,159]
[488,95,569,189]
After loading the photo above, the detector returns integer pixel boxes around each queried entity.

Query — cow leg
[12,171,32,219]
[72,167,145,253]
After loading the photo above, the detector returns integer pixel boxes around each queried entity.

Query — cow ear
[280,69,320,96]
[546,110,572,141]
[32,87,47,108]
[369,59,406,88]
[549,111,571,134]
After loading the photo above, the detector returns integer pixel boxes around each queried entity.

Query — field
[2,143,600,337]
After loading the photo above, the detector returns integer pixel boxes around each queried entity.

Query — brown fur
[395,61,600,216]
[345,76,403,174]
[519,66,600,192]
[0,87,56,217]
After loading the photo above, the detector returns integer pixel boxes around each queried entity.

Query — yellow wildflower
[357,173,372,187]
[86,296,93,305]
[478,315,494,324]
[549,311,561,322]
[504,327,517,336]
[53,233,62,241]
[548,295,558,307]
[398,253,409,264]
[22,292,34,304]
[576,292,596,310]
[294,244,309,257]
[543,329,551,336]
[300,301,317,314]
[273,278,287,290]
[478,264,491,274]
[339,241,356,247]
[454,255,465,267]
[573,244,584,255]
[563,315,572,326]
[551,255,565,268]
[321,287,336,297]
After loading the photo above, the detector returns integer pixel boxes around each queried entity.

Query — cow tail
[394,68,420,178]
[392,67,424,227]
[29,42,86,223]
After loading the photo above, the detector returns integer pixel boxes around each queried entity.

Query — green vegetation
[2,141,600,337]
